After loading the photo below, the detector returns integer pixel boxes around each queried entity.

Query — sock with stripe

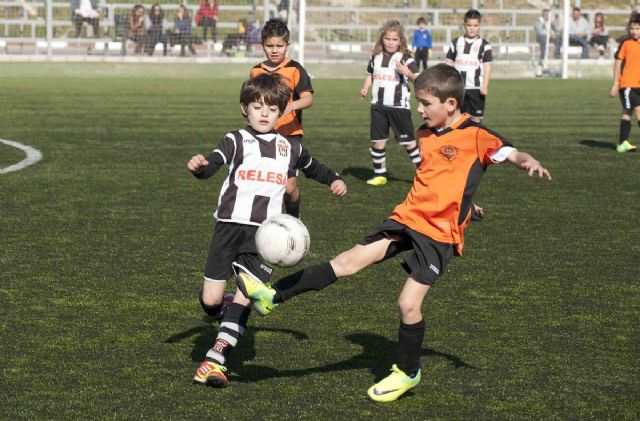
[205,303,251,365]
[405,144,421,167]
[370,146,387,177]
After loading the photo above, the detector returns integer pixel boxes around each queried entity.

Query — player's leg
[368,105,390,185]
[616,88,636,153]
[463,90,485,123]
[200,279,228,320]
[389,108,420,169]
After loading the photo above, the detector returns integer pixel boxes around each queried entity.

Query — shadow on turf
[341,166,413,184]
[579,139,617,150]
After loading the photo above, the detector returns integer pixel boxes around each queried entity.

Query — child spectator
[411,16,432,72]
[610,13,640,153]
[190,73,347,387]
[249,19,314,218]
[196,0,219,43]
[128,4,146,54]
[360,19,421,186]
[590,12,609,59]
[237,63,552,403]
[446,9,492,122]
[171,4,196,56]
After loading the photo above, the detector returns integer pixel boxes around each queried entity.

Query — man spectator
[555,7,590,59]
[534,9,557,62]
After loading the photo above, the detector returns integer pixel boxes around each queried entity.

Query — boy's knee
[397,295,421,318]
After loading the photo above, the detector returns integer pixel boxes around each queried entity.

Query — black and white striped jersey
[194,126,341,226]
[366,51,419,109]
[446,36,492,90]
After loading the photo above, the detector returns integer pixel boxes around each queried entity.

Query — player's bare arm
[610,60,621,97]
[507,150,552,180]
[360,74,372,98]
[284,90,313,115]
[187,154,209,173]
[480,63,491,95]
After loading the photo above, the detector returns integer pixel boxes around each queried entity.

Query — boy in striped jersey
[190,73,346,387]
[446,9,492,122]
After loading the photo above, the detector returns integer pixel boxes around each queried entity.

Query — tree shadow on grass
[341,166,413,184]
[579,139,617,150]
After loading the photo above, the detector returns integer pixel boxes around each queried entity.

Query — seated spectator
[145,3,168,56]
[195,0,219,43]
[171,4,196,56]
[589,12,609,59]
[534,9,557,62]
[71,0,100,38]
[128,4,147,54]
[555,7,590,59]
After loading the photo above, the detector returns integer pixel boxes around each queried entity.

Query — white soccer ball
[255,214,310,267]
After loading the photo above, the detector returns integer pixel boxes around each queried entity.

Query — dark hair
[261,18,290,43]
[464,9,482,22]
[572,7,581,13]
[240,73,291,114]
[630,13,640,26]
[414,64,464,108]
[416,17,427,25]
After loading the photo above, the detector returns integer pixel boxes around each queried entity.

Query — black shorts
[370,104,415,145]
[203,222,273,283]
[462,89,486,119]
[358,219,454,285]
[619,88,640,111]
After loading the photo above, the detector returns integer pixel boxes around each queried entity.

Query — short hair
[416,17,427,25]
[630,13,640,26]
[240,73,291,114]
[414,64,465,108]
[261,18,290,44]
[464,9,482,22]
[573,7,581,13]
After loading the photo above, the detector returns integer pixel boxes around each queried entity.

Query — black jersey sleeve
[193,133,236,179]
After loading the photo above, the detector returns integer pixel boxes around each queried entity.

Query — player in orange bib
[238,64,552,403]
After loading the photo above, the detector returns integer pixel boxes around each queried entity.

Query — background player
[190,73,346,387]
[238,64,552,402]
[446,9,492,122]
[250,18,314,217]
[411,16,432,72]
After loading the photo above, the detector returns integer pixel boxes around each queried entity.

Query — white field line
[0,138,43,174]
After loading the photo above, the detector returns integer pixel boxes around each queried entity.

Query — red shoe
[193,360,228,387]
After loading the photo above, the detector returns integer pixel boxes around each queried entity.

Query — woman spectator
[145,3,167,56]
[590,12,609,59]
[71,0,100,37]
[128,4,146,54]
[196,0,219,43]
[171,4,196,56]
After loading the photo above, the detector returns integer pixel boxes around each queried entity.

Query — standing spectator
[534,9,557,62]
[411,16,432,72]
[71,0,100,38]
[446,9,492,122]
[555,7,590,59]
[590,12,609,59]
[196,0,219,43]
[171,4,196,56]
[145,3,167,56]
[128,4,146,54]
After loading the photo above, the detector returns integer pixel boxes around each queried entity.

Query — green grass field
[1,64,639,419]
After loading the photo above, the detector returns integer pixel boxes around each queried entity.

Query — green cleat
[616,140,637,153]
[367,364,421,403]
[236,272,278,316]
[366,175,387,186]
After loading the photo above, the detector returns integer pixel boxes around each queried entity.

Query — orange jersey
[390,114,511,255]
[250,59,314,136]
[615,37,640,88]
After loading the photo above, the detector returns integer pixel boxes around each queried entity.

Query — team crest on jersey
[277,139,289,157]
[439,145,459,161]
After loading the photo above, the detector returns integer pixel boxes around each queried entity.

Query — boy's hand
[480,86,489,96]
[359,87,368,99]
[610,85,618,97]
[187,154,209,173]
[521,157,552,180]
[396,60,411,77]
[330,179,347,196]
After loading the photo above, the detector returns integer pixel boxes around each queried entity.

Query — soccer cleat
[193,360,228,387]
[366,175,387,186]
[616,140,637,153]
[236,272,278,316]
[367,364,421,403]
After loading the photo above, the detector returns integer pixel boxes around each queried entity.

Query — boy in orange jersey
[610,13,640,153]
[250,18,314,218]
[237,64,552,402]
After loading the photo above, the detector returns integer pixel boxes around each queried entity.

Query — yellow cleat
[616,140,637,153]
[193,360,228,387]
[366,175,388,186]
[367,364,421,403]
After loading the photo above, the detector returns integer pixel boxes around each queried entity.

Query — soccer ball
[255,214,310,267]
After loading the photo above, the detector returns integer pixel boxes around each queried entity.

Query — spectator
[277,0,289,22]
[145,3,167,56]
[195,0,219,43]
[555,7,590,59]
[71,0,100,38]
[171,4,196,56]
[411,16,432,72]
[128,4,146,54]
[534,9,557,62]
[589,12,609,59]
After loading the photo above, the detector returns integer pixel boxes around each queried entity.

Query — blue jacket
[412,28,432,49]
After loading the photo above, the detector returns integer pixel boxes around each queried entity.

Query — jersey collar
[429,113,475,136]
[260,58,291,72]
[245,125,278,140]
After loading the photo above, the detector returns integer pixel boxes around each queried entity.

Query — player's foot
[366,175,387,186]
[616,140,637,153]
[367,364,421,403]
[193,360,228,387]
[236,272,278,316]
